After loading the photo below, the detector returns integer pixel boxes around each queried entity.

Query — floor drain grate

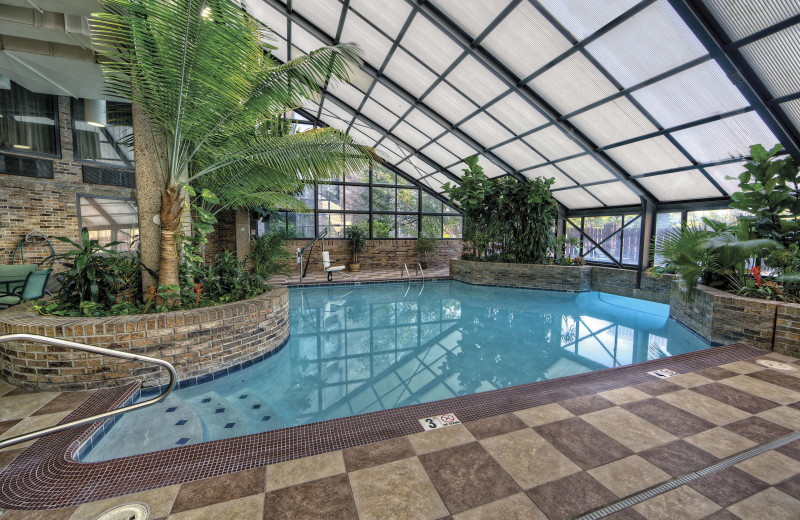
[94,503,150,520]
[572,429,800,519]
[756,359,797,371]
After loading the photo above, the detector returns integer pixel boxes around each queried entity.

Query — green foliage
[345,223,368,263]
[443,156,557,264]
[416,236,440,259]
[248,230,294,280]
[549,236,582,265]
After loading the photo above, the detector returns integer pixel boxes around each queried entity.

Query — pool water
[82,280,711,461]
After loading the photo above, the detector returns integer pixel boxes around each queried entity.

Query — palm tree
[89,0,373,291]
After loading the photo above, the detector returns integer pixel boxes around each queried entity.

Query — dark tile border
[0,342,766,510]
[282,276,450,288]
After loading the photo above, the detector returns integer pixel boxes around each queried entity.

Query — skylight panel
[493,140,546,170]
[739,25,800,98]
[537,0,642,40]
[394,121,431,150]
[424,82,478,125]
[369,83,410,116]
[322,99,353,122]
[481,1,573,79]
[290,24,326,54]
[585,1,708,88]
[354,122,385,146]
[348,127,375,147]
[401,16,463,75]
[374,143,404,164]
[478,156,507,178]
[326,82,365,110]
[341,12,394,69]
[552,188,603,209]
[637,171,722,201]
[421,142,459,168]
[486,92,548,135]
[245,1,287,38]
[528,53,617,114]
[383,49,437,98]
[349,0,413,39]
[360,99,398,130]
[558,155,615,184]
[670,112,780,163]
[444,56,509,107]
[586,182,641,206]
[569,98,658,147]
[782,99,800,129]
[701,0,800,41]
[604,136,692,175]
[293,0,341,37]
[429,0,513,40]
[459,113,514,148]
[630,60,750,128]
[405,109,447,139]
[522,164,576,189]
[435,133,478,162]
[523,126,583,160]
[703,161,749,195]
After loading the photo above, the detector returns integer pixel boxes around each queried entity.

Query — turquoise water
[82,281,710,461]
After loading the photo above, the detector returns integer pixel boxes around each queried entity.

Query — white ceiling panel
[553,188,603,209]
[604,136,692,175]
[383,48,437,98]
[360,99,399,130]
[402,15,464,75]
[349,0,414,39]
[341,12,394,68]
[445,55,509,106]
[523,126,584,160]
[528,53,618,114]
[430,0,514,40]
[569,98,658,147]
[637,171,723,200]
[586,181,641,206]
[435,133,478,162]
[493,140,546,170]
[459,112,514,148]
[704,161,749,195]
[424,82,477,124]
[671,112,780,163]
[486,92,548,135]
[558,155,616,184]
[405,109,447,139]
[522,165,576,189]
[538,0,642,40]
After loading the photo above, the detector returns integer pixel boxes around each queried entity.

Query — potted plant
[416,236,440,269]
[345,224,367,272]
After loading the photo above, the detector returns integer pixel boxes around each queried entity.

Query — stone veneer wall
[775,303,800,357]
[286,239,462,270]
[451,259,592,292]
[0,97,134,266]
[590,267,674,304]
[0,287,289,391]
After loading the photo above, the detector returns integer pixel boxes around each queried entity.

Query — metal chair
[0,269,53,307]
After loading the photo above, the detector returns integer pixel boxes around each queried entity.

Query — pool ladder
[402,263,425,296]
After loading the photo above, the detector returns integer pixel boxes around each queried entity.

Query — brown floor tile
[776,474,800,501]
[31,391,93,416]
[690,383,779,414]
[71,484,180,520]
[720,375,800,405]
[700,511,742,520]
[419,441,520,514]
[723,416,793,444]
[0,447,24,471]
[690,468,769,507]
[639,440,718,477]
[588,455,671,498]
[170,467,266,514]
[451,493,547,520]
[559,394,615,415]
[2,387,34,397]
[0,419,21,436]
[169,493,264,520]
[727,488,800,520]
[526,471,617,520]
[535,417,633,470]
[747,369,800,393]
[622,398,716,438]
[0,507,77,519]
[777,439,800,461]
[263,474,356,520]
[735,451,800,485]
[0,392,59,422]
[634,379,683,396]
[695,367,739,381]
[463,413,528,440]
[343,437,415,472]
[633,486,720,520]
[757,406,800,430]
[605,509,647,520]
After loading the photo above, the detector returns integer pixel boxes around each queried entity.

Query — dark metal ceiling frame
[667,0,800,162]
[314,0,350,123]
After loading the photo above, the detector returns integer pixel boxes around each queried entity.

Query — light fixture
[13,144,31,150]
[85,99,107,127]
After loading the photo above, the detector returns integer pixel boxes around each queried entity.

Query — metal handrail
[417,263,425,285]
[402,263,411,283]
[0,334,178,450]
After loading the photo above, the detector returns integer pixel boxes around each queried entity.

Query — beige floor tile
[71,485,179,520]
[667,373,714,389]
[757,406,800,430]
[658,389,750,425]
[765,353,800,363]
[735,451,800,485]
[349,457,449,520]
[453,493,547,520]
[728,487,800,520]
[720,361,763,375]
[407,424,476,455]
[720,375,800,405]
[480,428,580,489]
[633,486,720,520]
[0,411,70,451]
[266,451,345,491]
[588,455,671,498]
[597,387,651,405]
[0,381,16,398]
[0,392,59,422]
[167,493,264,520]
[582,407,677,453]
[513,403,573,427]
[685,427,758,458]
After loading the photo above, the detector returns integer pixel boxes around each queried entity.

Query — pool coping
[0,342,766,510]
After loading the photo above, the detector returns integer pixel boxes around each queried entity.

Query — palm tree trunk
[158,185,184,302]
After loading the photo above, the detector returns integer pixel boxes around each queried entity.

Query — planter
[348,263,360,272]
[419,261,429,270]
[0,288,290,391]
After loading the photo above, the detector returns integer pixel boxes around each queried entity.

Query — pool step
[81,393,203,461]
[185,391,249,440]
[226,389,286,433]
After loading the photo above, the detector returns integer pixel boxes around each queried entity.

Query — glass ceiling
[243,0,800,210]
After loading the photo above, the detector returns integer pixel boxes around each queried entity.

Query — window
[687,208,745,229]
[583,216,622,263]
[78,195,139,252]
[654,212,682,264]
[0,81,58,156]
[568,214,642,265]
[73,99,135,168]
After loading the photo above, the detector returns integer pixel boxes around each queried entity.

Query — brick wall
[204,209,236,263]
[0,287,289,391]
[774,303,800,357]
[590,267,674,304]
[285,238,462,270]
[0,97,134,267]
[451,259,593,292]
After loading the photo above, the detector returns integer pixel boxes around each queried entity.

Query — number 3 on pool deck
[425,418,437,429]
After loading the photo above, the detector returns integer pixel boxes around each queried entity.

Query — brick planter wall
[450,259,593,292]
[0,288,289,391]
[590,267,674,304]
[775,303,800,357]
[287,239,462,271]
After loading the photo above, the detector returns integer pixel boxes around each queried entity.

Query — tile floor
[2,353,800,519]
[269,265,450,285]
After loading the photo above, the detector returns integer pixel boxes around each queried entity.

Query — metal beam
[315,0,350,123]
[667,0,800,162]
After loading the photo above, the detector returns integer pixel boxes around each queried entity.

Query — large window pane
[373,165,396,185]
[345,213,368,230]
[566,218,582,258]
[443,216,462,238]
[288,212,315,238]
[297,185,315,209]
[398,215,418,238]
[78,196,139,251]
[372,214,396,238]
[318,213,344,238]
[687,208,744,229]
[372,187,395,211]
[253,211,287,236]
[0,81,57,155]
[621,214,641,265]
[345,185,369,211]
[73,100,134,168]
[443,202,460,214]
[397,188,419,212]
[422,216,443,238]
[584,216,622,263]
[654,212,682,264]
[421,192,443,213]
[318,184,343,211]
[345,168,369,184]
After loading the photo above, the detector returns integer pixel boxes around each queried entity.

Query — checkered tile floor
[2,353,800,519]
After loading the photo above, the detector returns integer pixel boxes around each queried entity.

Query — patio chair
[0,269,52,308]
